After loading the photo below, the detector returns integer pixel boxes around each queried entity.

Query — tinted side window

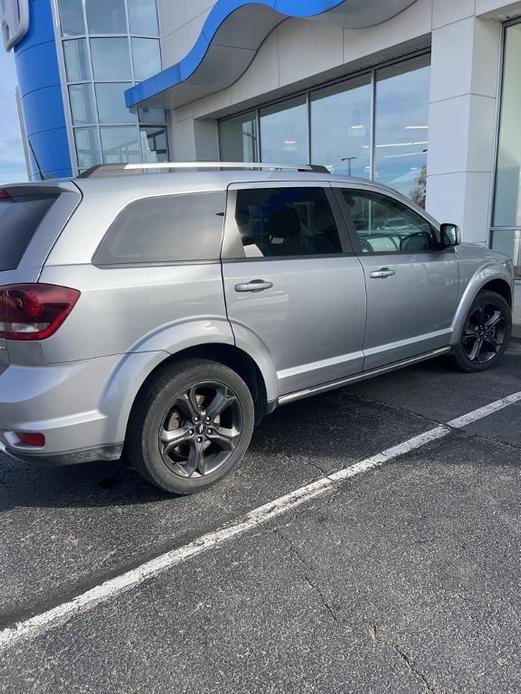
[233,187,343,258]
[0,194,58,271]
[340,190,435,254]
[93,192,225,266]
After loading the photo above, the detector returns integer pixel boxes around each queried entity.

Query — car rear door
[334,184,459,370]
[221,181,366,397]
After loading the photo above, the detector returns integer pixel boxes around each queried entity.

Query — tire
[126,359,255,494]
[452,290,511,373]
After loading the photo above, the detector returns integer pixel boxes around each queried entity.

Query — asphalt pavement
[1,338,521,693]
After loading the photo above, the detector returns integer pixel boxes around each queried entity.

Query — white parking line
[447,391,521,429]
[1,391,520,654]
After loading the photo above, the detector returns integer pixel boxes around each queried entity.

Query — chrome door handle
[234,280,274,293]
[370,268,396,279]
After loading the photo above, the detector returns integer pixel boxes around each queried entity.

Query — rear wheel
[453,290,511,372]
[127,359,255,494]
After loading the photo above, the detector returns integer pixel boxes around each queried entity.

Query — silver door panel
[222,257,366,395]
[330,182,460,371]
[359,252,459,370]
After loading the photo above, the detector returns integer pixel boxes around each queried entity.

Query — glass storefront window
[219,55,431,205]
[140,126,169,162]
[131,38,161,82]
[101,127,141,163]
[74,128,101,170]
[374,55,430,206]
[260,96,309,165]
[69,84,96,125]
[91,38,132,81]
[493,23,521,229]
[95,83,136,124]
[311,74,372,178]
[59,0,167,173]
[86,0,127,34]
[58,0,85,37]
[64,39,90,82]
[139,108,167,124]
[128,0,159,35]
[219,112,258,162]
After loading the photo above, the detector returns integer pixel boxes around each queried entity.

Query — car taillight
[16,432,46,447]
[0,284,80,341]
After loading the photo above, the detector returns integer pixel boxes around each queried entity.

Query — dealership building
[2,0,521,273]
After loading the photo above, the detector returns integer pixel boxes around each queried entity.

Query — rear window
[0,194,58,271]
[93,192,226,266]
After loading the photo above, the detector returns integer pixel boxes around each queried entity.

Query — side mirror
[440,223,461,248]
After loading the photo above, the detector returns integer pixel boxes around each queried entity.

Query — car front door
[221,182,366,397]
[334,185,459,371]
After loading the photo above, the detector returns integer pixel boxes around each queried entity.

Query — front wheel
[453,290,511,373]
[127,359,255,494]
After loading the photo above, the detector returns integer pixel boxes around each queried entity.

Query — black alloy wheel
[159,381,243,479]
[453,290,511,372]
[127,359,255,494]
[462,303,506,364]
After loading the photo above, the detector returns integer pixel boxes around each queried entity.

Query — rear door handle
[234,279,274,293]
[370,268,396,279]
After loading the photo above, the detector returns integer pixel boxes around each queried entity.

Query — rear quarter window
[0,194,58,271]
[93,192,226,266]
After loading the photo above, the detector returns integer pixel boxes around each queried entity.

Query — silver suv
[0,163,513,494]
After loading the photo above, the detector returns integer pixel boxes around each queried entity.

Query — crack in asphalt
[303,459,329,477]
[462,430,521,454]
[342,391,444,429]
[271,526,439,693]
[369,624,435,693]
[347,388,521,454]
[347,389,521,467]
[270,528,340,625]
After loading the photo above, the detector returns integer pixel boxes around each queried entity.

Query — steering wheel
[400,232,432,252]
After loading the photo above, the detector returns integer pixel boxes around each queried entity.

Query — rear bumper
[0,355,125,464]
[0,439,123,466]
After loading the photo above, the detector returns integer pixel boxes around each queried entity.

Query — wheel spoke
[484,335,501,353]
[205,388,236,419]
[485,310,503,329]
[180,386,201,422]
[184,441,205,477]
[474,305,485,327]
[160,426,192,454]
[468,337,483,361]
[207,425,240,451]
